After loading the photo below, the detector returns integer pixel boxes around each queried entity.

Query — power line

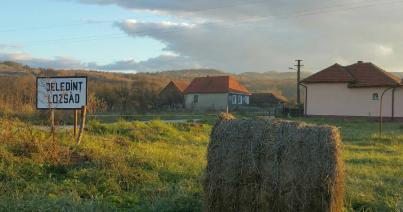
[0,0,391,33]
[8,0,403,47]
[21,27,191,47]
[0,0,269,33]
[227,0,403,25]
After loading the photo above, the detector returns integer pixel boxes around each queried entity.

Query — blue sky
[1,0,165,65]
[1,0,403,73]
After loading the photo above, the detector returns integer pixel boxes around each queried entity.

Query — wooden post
[50,109,55,142]
[50,109,55,133]
[74,109,78,137]
[76,106,87,145]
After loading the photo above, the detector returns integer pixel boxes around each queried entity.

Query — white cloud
[67,0,403,72]
[89,54,202,72]
[0,51,85,69]
[375,44,393,57]
[0,50,202,72]
[0,44,22,50]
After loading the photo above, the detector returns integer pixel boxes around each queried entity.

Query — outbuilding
[250,93,288,107]
[157,80,189,109]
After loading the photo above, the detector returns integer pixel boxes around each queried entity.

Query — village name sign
[36,76,88,144]
[36,76,87,109]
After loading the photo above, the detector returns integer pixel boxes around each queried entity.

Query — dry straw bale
[217,112,236,121]
[204,118,344,212]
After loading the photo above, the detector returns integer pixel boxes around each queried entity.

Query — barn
[250,93,288,115]
[157,80,189,109]
[250,93,288,107]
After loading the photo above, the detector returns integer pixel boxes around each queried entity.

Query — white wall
[394,87,403,117]
[185,93,229,111]
[306,83,396,117]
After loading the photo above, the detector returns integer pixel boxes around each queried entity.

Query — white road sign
[36,77,87,109]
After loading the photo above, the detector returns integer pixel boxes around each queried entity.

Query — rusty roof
[184,75,251,94]
[159,80,189,95]
[171,80,189,92]
[301,62,401,87]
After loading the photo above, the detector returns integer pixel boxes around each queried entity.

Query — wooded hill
[0,61,308,117]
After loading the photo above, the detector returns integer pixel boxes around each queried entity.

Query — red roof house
[302,62,401,87]
[184,75,250,94]
[301,61,403,118]
[184,76,251,110]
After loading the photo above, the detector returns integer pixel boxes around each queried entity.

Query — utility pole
[294,60,303,106]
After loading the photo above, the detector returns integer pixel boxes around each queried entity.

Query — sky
[1,0,403,73]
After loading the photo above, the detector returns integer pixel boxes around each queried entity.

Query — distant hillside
[239,71,311,80]
[3,60,403,116]
[151,69,226,79]
[0,61,312,117]
[392,72,403,78]
[0,62,302,92]
[0,61,41,77]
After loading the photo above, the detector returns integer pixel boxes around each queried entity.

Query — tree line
[0,61,300,121]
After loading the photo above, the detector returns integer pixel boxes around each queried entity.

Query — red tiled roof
[184,76,251,94]
[171,80,189,92]
[301,63,354,83]
[301,62,401,87]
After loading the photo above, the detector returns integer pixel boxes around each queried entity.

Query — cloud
[116,19,308,72]
[67,0,403,72]
[0,50,202,72]
[89,54,202,72]
[74,0,403,22]
[0,44,22,50]
[375,44,393,57]
[0,52,85,69]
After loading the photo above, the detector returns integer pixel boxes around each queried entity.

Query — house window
[238,95,243,104]
[372,93,379,101]
[193,95,199,104]
[232,95,237,104]
[244,96,250,104]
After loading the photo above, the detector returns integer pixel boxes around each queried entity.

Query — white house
[301,61,403,119]
[183,76,251,111]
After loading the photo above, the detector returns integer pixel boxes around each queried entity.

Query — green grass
[0,119,210,211]
[88,113,218,124]
[0,117,402,211]
[297,118,403,212]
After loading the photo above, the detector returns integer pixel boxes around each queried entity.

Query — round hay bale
[204,119,344,212]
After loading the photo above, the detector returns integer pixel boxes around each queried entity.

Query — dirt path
[34,119,201,131]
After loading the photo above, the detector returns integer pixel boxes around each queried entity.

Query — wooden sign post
[74,109,78,137]
[50,109,55,134]
[50,108,55,142]
[76,106,87,145]
[36,76,88,144]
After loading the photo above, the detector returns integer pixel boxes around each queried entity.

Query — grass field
[0,117,401,211]
[297,118,403,211]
